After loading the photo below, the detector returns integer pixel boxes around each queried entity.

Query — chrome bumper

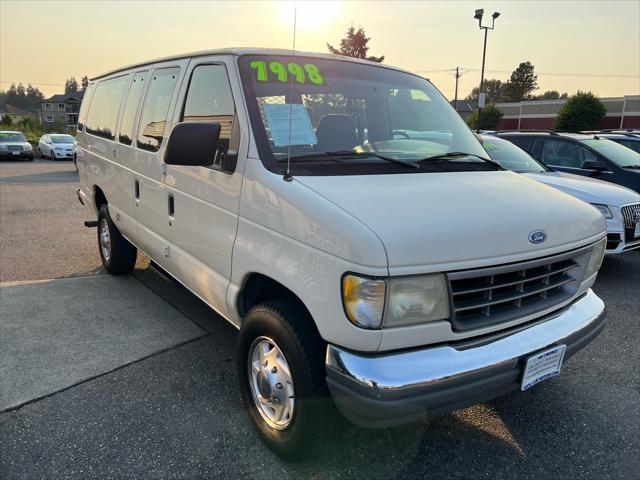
[326,289,606,428]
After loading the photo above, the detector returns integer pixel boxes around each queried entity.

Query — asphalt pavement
[0,158,638,479]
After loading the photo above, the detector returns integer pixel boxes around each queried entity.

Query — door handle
[134,180,140,205]
[167,193,175,222]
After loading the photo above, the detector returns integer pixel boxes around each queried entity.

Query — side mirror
[582,159,607,171]
[165,122,221,167]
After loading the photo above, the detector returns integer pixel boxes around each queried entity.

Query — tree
[1,114,12,126]
[327,25,384,62]
[81,76,89,91]
[466,79,504,104]
[65,77,79,94]
[555,91,606,132]
[532,90,569,100]
[500,61,538,102]
[467,103,503,130]
[26,84,45,110]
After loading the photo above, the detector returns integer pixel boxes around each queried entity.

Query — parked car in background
[0,131,34,161]
[481,134,640,254]
[38,134,76,161]
[495,131,640,194]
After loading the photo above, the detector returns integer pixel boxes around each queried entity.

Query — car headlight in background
[342,273,450,329]
[0,144,7,151]
[584,237,607,280]
[591,204,613,219]
[24,144,33,151]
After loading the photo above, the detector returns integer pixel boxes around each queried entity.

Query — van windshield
[0,132,27,143]
[239,55,491,175]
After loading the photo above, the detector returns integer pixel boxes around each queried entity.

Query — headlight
[0,144,7,151]
[591,204,612,219]
[24,144,33,151]
[55,147,64,151]
[342,273,450,329]
[342,275,386,329]
[384,274,450,327]
[584,237,606,280]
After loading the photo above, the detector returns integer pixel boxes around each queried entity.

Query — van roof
[91,47,415,81]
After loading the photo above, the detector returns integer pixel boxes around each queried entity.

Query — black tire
[237,299,339,462]
[97,204,137,275]
[50,150,56,160]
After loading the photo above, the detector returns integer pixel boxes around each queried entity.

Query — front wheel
[237,300,339,462]
[97,204,137,275]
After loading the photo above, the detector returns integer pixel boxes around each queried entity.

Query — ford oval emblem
[529,230,547,244]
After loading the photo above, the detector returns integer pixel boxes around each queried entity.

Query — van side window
[85,75,129,140]
[182,64,236,154]
[119,71,148,145]
[77,83,96,131]
[137,67,180,152]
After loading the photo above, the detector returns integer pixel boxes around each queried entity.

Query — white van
[76,48,607,461]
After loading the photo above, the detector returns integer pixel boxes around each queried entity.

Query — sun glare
[276,1,340,29]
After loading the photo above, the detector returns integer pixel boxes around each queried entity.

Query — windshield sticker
[250,60,325,85]
[263,104,318,146]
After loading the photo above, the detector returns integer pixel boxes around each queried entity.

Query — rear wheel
[237,299,339,462]
[97,204,137,275]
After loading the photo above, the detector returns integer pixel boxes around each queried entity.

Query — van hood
[524,171,640,206]
[295,171,606,272]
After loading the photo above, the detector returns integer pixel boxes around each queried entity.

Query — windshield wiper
[277,151,420,169]
[417,151,504,169]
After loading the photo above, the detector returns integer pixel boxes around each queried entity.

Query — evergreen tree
[65,77,79,94]
[327,25,384,62]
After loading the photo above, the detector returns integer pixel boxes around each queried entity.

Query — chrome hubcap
[99,218,111,261]
[248,337,295,430]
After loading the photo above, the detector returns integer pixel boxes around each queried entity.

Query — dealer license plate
[635,223,640,239]
[521,345,566,391]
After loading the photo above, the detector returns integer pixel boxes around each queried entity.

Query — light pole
[474,8,500,132]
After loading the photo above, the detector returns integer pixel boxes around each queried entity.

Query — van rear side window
[86,75,129,140]
[119,71,148,146]
[137,67,179,153]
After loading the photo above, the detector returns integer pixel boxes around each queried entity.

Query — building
[450,100,477,121]
[0,104,37,124]
[41,92,84,130]
[495,95,640,131]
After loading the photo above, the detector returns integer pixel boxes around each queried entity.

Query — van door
[162,57,248,319]
[132,62,187,265]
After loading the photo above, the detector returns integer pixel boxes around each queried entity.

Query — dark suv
[495,131,640,193]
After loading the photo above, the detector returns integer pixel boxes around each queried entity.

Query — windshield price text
[249,60,325,85]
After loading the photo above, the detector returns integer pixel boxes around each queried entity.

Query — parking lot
[1,158,638,479]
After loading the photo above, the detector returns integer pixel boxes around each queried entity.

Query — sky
[1,0,639,101]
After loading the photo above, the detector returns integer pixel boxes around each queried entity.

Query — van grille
[7,145,22,151]
[447,247,591,332]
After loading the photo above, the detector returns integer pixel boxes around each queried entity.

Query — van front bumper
[325,289,606,428]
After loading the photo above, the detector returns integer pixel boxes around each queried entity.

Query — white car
[38,134,76,161]
[481,134,640,254]
[76,48,607,461]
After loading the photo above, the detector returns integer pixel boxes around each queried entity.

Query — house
[41,92,84,130]
[0,104,37,124]
[494,94,640,130]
